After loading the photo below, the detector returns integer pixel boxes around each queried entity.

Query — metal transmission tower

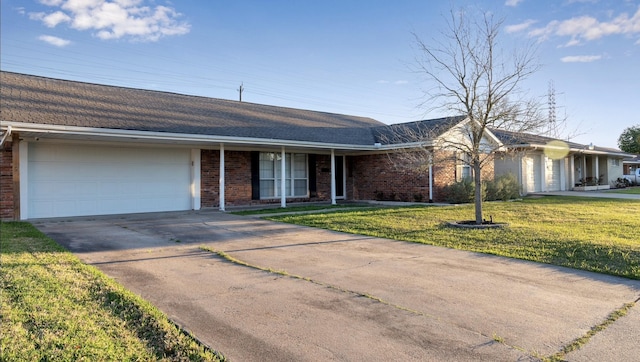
[548,80,557,137]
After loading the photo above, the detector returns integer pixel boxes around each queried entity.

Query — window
[259,152,308,198]
[461,165,472,180]
[455,152,473,181]
[611,159,620,166]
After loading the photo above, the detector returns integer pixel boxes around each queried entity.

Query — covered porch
[571,153,610,190]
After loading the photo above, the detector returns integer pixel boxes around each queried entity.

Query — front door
[335,156,345,199]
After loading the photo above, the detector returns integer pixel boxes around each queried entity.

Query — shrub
[444,178,476,204]
[485,173,520,201]
[445,174,520,204]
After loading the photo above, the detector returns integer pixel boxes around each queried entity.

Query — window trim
[259,152,309,199]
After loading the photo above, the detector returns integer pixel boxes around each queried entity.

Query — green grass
[0,222,225,361]
[230,203,372,215]
[544,302,636,362]
[607,187,640,194]
[267,196,640,279]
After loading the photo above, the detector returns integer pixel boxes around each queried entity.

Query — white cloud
[528,6,640,46]
[505,0,523,7]
[394,80,409,85]
[38,35,72,47]
[506,19,537,33]
[560,54,602,62]
[30,11,72,27]
[29,0,190,42]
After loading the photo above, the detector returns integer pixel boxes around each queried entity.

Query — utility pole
[238,82,244,102]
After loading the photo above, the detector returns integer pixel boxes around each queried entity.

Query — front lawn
[267,196,640,279]
[0,222,225,361]
[607,187,640,195]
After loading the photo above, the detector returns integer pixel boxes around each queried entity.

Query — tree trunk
[474,160,483,224]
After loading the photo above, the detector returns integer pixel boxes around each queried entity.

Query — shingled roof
[490,128,632,157]
[0,71,385,146]
[373,116,467,145]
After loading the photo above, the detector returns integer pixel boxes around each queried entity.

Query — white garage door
[27,143,192,218]
[523,156,541,193]
[545,158,562,191]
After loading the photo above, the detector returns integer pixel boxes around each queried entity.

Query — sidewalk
[533,190,640,200]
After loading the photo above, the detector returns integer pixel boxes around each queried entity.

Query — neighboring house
[492,130,633,194]
[1,71,498,220]
[623,155,640,175]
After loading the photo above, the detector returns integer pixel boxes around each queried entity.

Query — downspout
[281,146,286,208]
[0,125,12,147]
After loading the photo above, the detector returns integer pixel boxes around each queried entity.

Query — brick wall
[349,151,494,203]
[200,150,220,208]
[314,154,332,201]
[201,150,255,207]
[201,150,334,208]
[0,140,14,220]
[224,151,253,205]
[351,153,434,202]
[202,149,495,208]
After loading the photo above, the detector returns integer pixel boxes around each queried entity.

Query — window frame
[259,152,309,199]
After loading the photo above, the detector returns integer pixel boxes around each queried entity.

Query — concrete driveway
[33,211,640,361]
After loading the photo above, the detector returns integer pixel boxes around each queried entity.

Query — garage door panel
[28,143,192,218]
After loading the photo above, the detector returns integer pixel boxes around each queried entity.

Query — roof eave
[500,142,631,157]
[0,121,383,151]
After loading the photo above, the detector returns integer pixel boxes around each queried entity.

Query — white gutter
[0,125,11,147]
[1,121,393,151]
[503,142,631,158]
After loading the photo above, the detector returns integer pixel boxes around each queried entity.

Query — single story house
[492,129,633,194]
[2,72,631,220]
[1,71,501,220]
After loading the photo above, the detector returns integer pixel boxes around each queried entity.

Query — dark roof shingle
[0,71,385,145]
[373,116,466,144]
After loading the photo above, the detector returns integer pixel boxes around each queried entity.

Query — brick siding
[350,153,436,202]
[349,151,494,203]
[0,140,14,220]
[201,150,335,208]
[201,150,254,207]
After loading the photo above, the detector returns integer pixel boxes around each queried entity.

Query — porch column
[594,156,599,183]
[18,138,28,220]
[540,154,547,192]
[560,158,566,191]
[330,149,336,205]
[582,156,587,183]
[219,144,225,211]
[280,146,286,208]
[569,156,575,189]
[191,149,201,210]
[428,163,434,202]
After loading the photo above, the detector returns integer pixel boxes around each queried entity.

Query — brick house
[1,71,499,220]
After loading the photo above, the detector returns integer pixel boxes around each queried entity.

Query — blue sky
[2,0,639,148]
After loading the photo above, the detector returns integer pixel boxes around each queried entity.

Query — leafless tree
[398,7,550,224]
